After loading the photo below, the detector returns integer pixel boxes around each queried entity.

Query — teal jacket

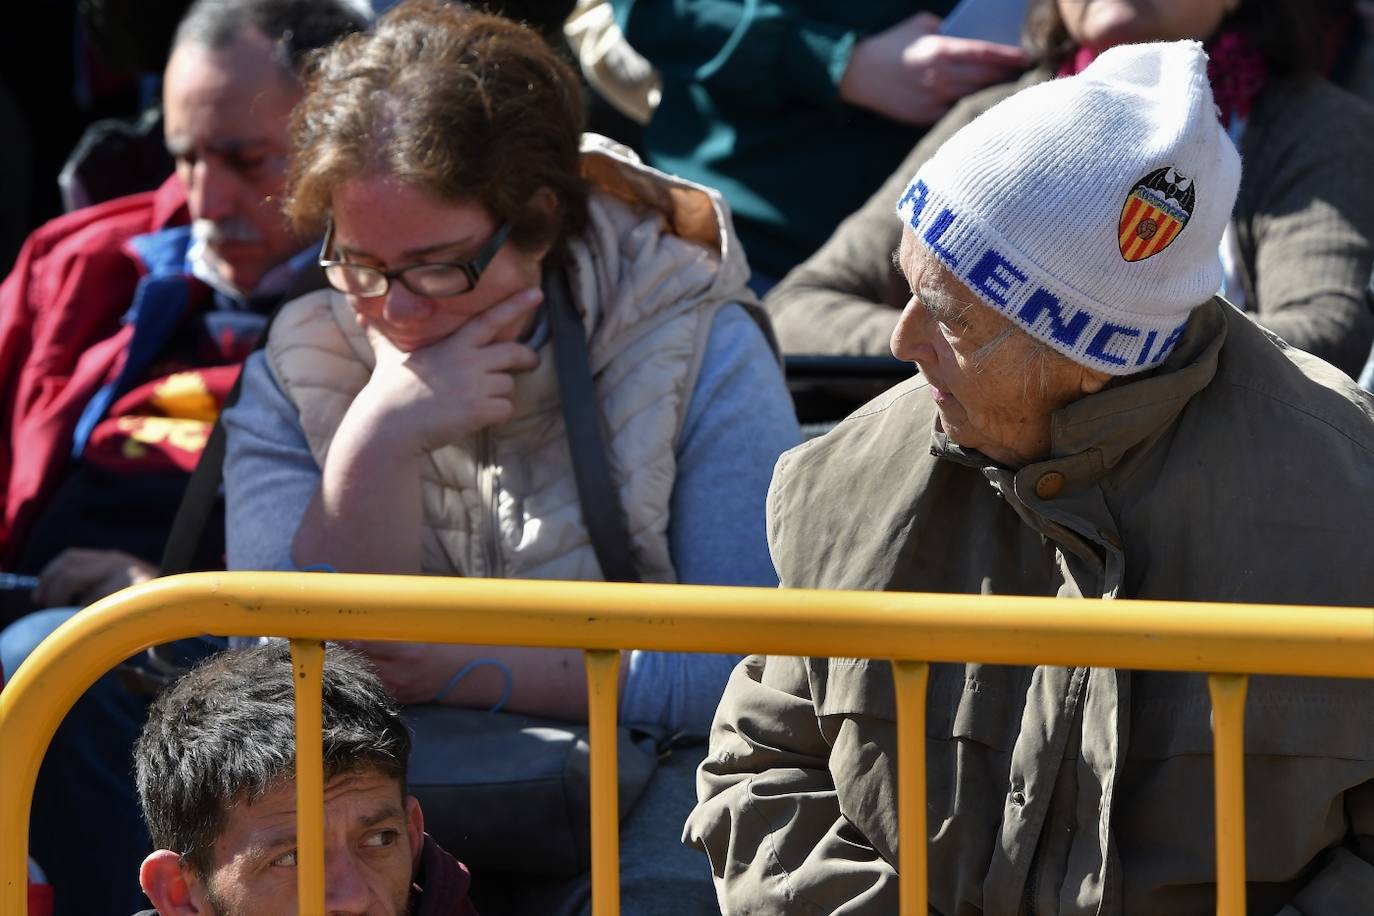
[615,0,955,280]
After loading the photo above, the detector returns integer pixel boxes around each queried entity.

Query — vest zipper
[477,429,504,578]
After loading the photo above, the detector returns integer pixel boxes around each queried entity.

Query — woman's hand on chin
[352,286,543,453]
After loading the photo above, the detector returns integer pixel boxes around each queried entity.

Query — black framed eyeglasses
[318,220,512,299]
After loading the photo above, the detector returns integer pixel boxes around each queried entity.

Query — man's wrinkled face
[163,28,303,294]
[889,229,1106,466]
[187,769,422,916]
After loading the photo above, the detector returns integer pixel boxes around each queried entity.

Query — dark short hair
[285,0,588,253]
[134,642,411,876]
[173,0,370,78]
[1024,0,1332,77]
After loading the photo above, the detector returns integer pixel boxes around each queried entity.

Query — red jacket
[26,857,52,916]
[0,177,188,563]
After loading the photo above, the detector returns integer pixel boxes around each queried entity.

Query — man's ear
[1079,365,1111,396]
[140,850,202,914]
[405,794,426,866]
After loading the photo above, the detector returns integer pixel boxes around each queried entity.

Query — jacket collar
[927,299,1225,597]
[1049,297,1225,471]
[931,298,1226,491]
[413,833,476,916]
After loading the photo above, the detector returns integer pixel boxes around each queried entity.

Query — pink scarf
[1058,30,1268,126]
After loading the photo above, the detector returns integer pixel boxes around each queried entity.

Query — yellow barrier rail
[2,572,1371,915]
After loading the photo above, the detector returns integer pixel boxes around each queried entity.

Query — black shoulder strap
[158,264,328,576]
[544,258,641,583]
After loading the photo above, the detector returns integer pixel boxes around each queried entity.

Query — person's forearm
[766,215,906,355]
[771,285,904,354]
[355,638,631,721]
[291,396,425,574]
[428,645,630,721]
[290,289,541,574]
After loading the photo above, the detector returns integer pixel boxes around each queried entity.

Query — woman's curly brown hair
[285,0,588,253]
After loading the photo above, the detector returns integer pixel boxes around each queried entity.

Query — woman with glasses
[221,1,799,910]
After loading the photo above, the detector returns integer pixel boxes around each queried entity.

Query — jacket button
[1034,471,1065,499]
[1010,790,1027,806]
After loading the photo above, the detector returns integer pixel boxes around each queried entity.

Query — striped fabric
[1119,190,1187,262]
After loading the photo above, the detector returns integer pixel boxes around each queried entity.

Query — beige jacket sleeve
[683,655,898,914]
[763,77,1033,356]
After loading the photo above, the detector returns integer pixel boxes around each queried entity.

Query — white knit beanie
[895,40,1241,374]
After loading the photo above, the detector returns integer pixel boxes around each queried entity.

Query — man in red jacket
[133,642,479,916]
[0,0,365,618]
[0,3,367,914]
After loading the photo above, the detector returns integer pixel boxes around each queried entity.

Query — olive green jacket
[766,72,1374,378]
[685,301,1374,914]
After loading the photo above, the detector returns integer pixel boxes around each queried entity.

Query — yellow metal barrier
[292,640,327,915]
[1,572,1371,915]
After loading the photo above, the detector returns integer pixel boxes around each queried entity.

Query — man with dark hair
[173,0,371,72]
[133,642,478,916]
[0,2,366,912]
[0,0,367,630]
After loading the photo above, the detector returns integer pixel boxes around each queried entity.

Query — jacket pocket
[807,659,1031,884]
[809,658,1030,750]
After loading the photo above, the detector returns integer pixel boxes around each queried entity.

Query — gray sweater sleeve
[222,304,800,735]
[621,303,801,735]
[223,350,318,572]
[1237,78,1374,379]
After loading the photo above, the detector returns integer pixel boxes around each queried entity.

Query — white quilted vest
[265,135,759,581]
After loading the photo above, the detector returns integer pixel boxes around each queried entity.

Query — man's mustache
[192,218,263,245]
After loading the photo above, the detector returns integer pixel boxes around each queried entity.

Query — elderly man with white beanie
[685,41,1374,915]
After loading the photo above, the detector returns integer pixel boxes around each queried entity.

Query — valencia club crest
[1118,167,1195,262]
